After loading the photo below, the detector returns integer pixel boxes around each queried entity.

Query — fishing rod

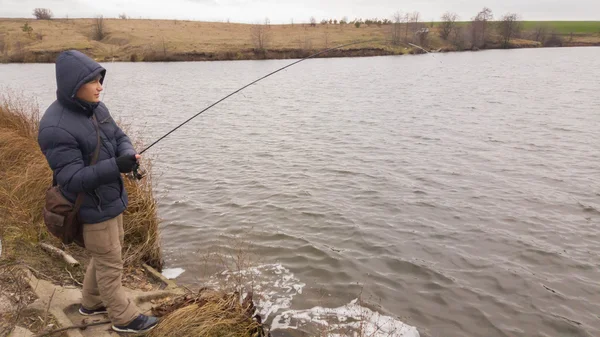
[129,38,433,179]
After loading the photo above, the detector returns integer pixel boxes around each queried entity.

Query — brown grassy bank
[0,91,163,279]
[0,94,269,335]
[0,91,165,334]
[0,18,598,63]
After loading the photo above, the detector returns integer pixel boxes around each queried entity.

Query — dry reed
[149,289,268,337]
[0,91,162,270]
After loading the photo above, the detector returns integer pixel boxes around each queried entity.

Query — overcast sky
[1,0,598,23]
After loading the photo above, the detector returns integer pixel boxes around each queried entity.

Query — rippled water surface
[2,47,600,337]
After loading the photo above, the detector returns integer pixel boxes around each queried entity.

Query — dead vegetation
[149,289,269,337]
[0,91,162,278]
[0,91,269,337]
[144,234,271,337]
[0,17,597,63]
[0,261,67,337]
[0,92,270,336]
[0,262,36,335]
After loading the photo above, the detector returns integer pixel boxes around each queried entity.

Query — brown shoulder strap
[72,115,102,215]
[90,114,101,165]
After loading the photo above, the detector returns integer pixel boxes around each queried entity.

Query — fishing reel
[126,162,147,181]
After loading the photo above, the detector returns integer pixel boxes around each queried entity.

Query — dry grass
[143,235,269,337]
[0,91,162,271]
[0,19,410,62]
[0,261,69,337]
[0,19,600,62]
[0,92,269,336]
[1,18,598,63]
[0,261,36,335]
[141,234,267,336]
[0,92,48,246]
[149,289,267,337]
[122,157,163,270]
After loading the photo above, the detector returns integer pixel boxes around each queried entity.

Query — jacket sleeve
[115,123,136,157]
[38,126,121,194]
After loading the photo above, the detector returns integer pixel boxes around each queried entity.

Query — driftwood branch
[39,243,79,267]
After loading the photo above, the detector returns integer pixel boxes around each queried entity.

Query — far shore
[0,18,599,63]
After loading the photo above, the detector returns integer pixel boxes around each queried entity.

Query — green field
[441,21,600,34]
[520,21,600,34]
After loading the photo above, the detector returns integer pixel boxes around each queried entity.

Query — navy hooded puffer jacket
[38,50,137,224]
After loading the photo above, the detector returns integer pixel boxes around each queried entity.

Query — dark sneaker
[112,314,159,334]
[79,305,108,316]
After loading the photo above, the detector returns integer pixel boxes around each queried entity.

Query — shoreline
[1,43,598,64]
[1,18,598,64]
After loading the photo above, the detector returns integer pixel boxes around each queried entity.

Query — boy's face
[76,75,103,103]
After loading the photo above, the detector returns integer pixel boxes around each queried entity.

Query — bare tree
[33,8,53,20]
[439,12,459,40]
[450,25,468,50]
[544,30,563,47]
[470,7,493,48]
[398,11,425,43]
[92,15,105,41]
[403,13,410,42]
[118,13,128,20]
[310,17,316,27]
[498,13,522,48]
[410,11,421,34]
[251,21,271,51]
[478,7,493,38]
[532,24,548,43]
[390,11,403,45]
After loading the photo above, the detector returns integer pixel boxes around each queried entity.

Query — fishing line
[138,38,384,155]
[127,38,436,178]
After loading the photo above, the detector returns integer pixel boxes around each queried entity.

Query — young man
[38,50,159,333]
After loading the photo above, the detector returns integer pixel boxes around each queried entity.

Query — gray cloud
[1,0,598,22]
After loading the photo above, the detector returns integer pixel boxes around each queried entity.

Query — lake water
[1,47,599,337]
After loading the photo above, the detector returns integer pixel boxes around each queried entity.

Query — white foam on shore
[207,263,305,322]
[271,298,420,337]
[161,267,185,279]
[205,263,419,337]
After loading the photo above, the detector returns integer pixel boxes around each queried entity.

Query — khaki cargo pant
[81,214,140,326]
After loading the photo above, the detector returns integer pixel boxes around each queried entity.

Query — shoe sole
[79,308,108,316]
[111,324,157,334]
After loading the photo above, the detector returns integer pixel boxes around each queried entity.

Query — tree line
[27,6,564,51]
[435,8,522,49]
